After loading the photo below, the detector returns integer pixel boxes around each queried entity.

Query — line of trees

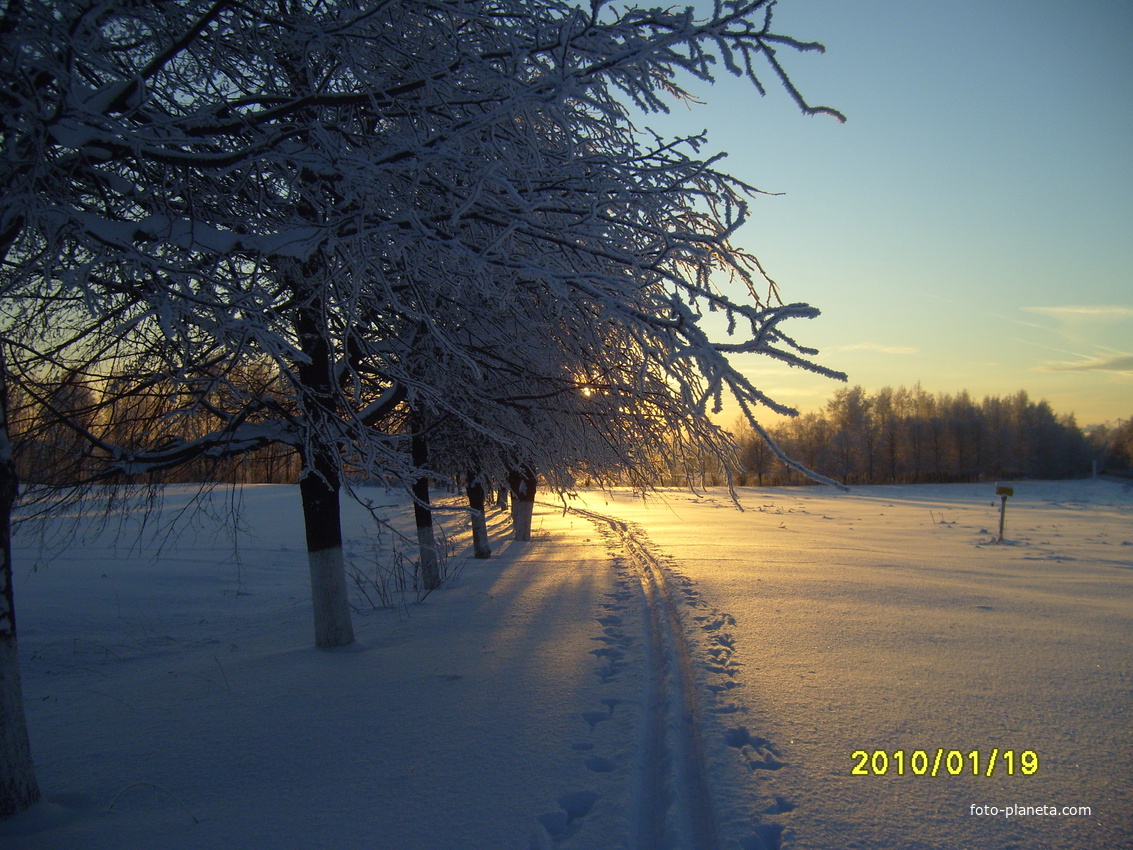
[724,385,1099,487]
[24,377,1114,493]
[1086,418,1133,477]
[1,0,846,817]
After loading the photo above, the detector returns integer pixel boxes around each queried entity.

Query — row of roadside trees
[1,0,846,817]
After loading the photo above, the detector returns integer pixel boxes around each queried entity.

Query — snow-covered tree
[331,0,849,482]
[1,0,848,817]
[3,0,844,618]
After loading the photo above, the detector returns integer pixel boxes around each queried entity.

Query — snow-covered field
[2,479,1130,849]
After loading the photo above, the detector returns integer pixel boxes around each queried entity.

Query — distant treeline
[1086,417,1133,478]
[9,368,304,488]
[14,376,1131,489]
[724,385,1129,487]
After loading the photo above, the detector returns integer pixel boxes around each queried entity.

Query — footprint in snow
[743,821,786,850]
[726,726,787,771]
[581,710,609,731]
[594,663,622,682]
[710,703,743,715]
[764,795,797,814]
[748,753,787,771]
[584,756,616,773]
[534,791,601,844]
[725,726,769,750]
[590,646,625,661]
[700,614,736,631]
[712,633,736,649]
[707,663,739,677]
[559,790,600,819]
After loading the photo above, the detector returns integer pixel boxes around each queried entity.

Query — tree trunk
[465,474,491,559]
[299,448,355,649]
[411,430,441,591]
[295,296,354,649]
[495,485,508,511]
[0,360,40,818]
[507,467,537,542]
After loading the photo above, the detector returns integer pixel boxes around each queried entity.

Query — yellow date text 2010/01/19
[850,748,1039,777]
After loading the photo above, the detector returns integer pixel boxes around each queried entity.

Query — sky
[648,0,1133,426]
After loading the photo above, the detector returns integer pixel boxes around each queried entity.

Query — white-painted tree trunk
[507,468,537,541]
[470,510,491,559]
[298,444,355,649]
[511,498,534,541]
[306,546,354,649]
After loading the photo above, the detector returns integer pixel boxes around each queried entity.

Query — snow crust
[3,479,1130,849]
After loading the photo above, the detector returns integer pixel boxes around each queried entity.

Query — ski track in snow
[547,501,786,850]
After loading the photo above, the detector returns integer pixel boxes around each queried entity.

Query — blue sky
[651,0,1133,425]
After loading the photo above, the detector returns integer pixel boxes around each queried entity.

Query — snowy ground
[2,479,1130,849]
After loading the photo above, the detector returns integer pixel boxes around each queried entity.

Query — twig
[212,656,230,692]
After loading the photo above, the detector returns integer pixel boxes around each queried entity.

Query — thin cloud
[842,342,919,355]
[1023,306,1133,322]
[1037,354,1133,373]
[1009,337,1094,359]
